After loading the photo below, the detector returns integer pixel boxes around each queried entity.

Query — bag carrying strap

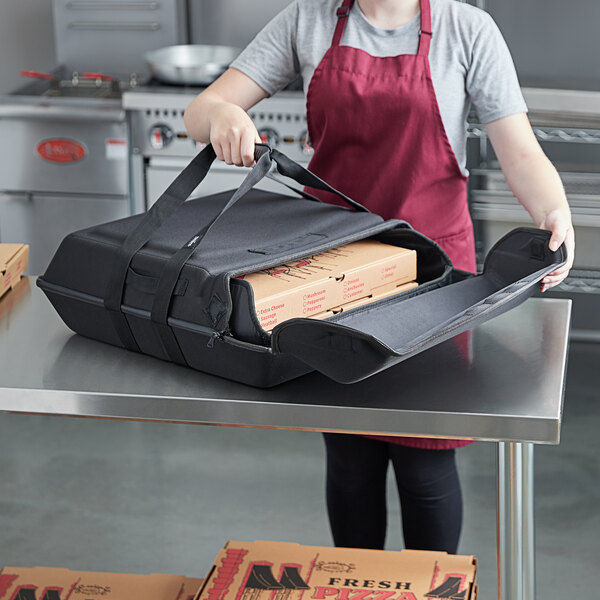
[106,143,370,363]
[268,146,369,213]
[266,172,323,202]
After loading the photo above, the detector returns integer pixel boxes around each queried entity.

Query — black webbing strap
[266,172,323,203]
[270,148,370,212]
[104,144,217,355]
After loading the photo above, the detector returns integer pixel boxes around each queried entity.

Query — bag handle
[259,144,370,213]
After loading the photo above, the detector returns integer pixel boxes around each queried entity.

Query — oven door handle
[0,103,125,122]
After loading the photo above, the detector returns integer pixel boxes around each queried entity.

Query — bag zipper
[206,328,230,348]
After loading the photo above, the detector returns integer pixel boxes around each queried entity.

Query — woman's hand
[184,68,269,167]
[208,103,261,167]
[539,209,575,292]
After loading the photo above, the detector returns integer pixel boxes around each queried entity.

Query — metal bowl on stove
[144,44,242,86]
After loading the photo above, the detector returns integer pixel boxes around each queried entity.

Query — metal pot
[144,44,241,86]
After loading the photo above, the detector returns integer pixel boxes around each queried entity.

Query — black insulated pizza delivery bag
[37,144,566,387]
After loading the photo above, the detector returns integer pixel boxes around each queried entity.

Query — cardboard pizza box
[195,540,477,600]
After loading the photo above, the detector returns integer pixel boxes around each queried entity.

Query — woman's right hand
[208,102,261,168]
[184,68,269,168]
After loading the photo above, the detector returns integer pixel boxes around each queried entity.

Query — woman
[184,0,574,553]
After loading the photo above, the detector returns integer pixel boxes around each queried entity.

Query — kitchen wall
[190,0,597,92]
[189,0,482,48]
[488,0,600,90]
[0,0,56,94]
[0,0,596,95]
[188,0,294,48]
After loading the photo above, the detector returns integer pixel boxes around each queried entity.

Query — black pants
[323,433,462,553]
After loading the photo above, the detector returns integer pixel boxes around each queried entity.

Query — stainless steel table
[0,277,572,600]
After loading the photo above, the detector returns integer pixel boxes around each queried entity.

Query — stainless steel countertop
[0,278,571,444]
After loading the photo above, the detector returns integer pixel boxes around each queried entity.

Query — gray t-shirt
[231,0,527,175]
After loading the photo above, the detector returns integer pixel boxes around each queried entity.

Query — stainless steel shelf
[468,123,600,144]
[557,270,600,294]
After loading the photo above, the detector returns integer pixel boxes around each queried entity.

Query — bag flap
[271,228,567,383]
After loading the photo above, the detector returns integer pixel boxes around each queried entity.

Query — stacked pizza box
[239,240,418,332]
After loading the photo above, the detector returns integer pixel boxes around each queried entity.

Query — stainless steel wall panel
[53,0,188,77]
[488,0,600,91]
[188,0,293,47]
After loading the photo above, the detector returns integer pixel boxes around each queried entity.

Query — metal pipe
[497,443,506,600]
[522,443,535,600]
[68,21,161,31]
[508,443,524,600]
[498,442,524,600]
[0,103,125,122]
[67,1,160,9]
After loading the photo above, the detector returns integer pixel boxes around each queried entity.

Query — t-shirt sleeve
[229,1,300,96]
[466,12,528,124]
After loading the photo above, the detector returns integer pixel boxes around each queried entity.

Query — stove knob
[299,130,314,157]
[149,125,174,150]
[258,127,280,147]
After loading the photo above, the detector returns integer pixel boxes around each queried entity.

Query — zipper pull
[207,329,228,348]
[207,331,219,348]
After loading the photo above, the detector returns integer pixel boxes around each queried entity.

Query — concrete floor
[0,341,598,599]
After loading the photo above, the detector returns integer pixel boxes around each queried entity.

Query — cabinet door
[0,117,128,197]
[0,192,129,275]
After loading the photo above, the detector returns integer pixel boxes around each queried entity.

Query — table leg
[522,443,535,600]
[497,444,506,600]
[497,442,534,600]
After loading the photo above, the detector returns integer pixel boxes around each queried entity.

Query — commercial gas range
[123,84,312,211]
[0,0,188,274]
[0,68,134,274]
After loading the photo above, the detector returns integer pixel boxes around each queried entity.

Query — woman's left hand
[540,209,575,292]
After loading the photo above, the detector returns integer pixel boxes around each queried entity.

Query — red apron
[306,0,475,450]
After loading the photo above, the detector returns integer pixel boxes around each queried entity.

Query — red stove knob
[20,70,54,80]
[298,130,314,157]
[149,124,174,150]
[258,127,280,147]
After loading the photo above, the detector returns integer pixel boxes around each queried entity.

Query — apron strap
[333,0,432,57]
[417,0,433,57]
[332,0,354,47]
